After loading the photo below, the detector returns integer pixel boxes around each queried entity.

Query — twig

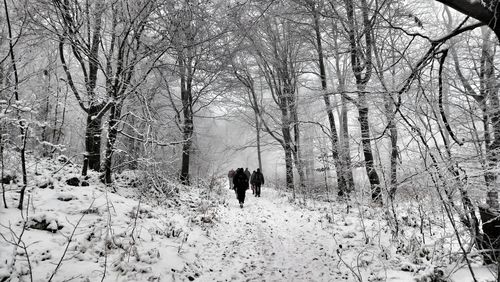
[336,248,363,282]
[101,245,107,282]
[19,238,33,282]
[131,196,142,243]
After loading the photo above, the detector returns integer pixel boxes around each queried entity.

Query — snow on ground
[0,158,215,282]
[0,157,497,281]
[195,188,496,282]
[196,188,411,282]
[196,188,340,281]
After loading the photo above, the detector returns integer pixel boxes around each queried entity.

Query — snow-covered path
[196,188,340,282]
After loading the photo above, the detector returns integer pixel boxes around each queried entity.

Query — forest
[1,0,500,281]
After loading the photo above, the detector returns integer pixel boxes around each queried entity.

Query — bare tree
[231,54,264,173]
[49,0,111,175]
[100,0,159,184]
[342,0,383,204]
[46,0,159,182]
[2,0,28,210]
[238,1,308,194]
[301,0,353,196]
[158,0,230,185]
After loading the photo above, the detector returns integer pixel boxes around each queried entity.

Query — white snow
[0,158,497,281]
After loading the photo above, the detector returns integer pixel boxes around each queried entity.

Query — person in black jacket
[253,168,264,197]
[233,168,249,208]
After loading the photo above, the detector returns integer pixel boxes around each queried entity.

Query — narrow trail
[196,187,341,282]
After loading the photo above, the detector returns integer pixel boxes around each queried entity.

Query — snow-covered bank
[0,158,219,281]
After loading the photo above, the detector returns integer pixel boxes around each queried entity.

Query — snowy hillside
[1,158,220,281]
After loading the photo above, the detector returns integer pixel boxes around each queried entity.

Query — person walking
[233,168,249,208]
[228,169,236,190]
[253,168,264,197]
[250,170,256,195]
[244,168,251,183]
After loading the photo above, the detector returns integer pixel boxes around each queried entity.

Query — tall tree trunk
[373,25,399,200]
[180,125,193,185]
[56,0,107,176]
[255,112,263,172]
[386,102,398,199]
[387,28,399,200]
[0,57,5,208]
[339,94,354,191]
[1,132,6,208]
[290,87,306,190]
[477,28,500,208]
[345,0,382,203]
[82,105,103,176]
[310,3,347,195]
[284,144,295,195]
[179,66,193,185]
[281,102,295,194]
[358,89,382,203]
[4,0,27,210]
[331,17,354,193]
[102,102,122,184]
[447,18,499,263]
[41,69,51,156]
[477,25,500,267]
[292,115,306,191]
[303,125,315,187]
[128,115,139,170]
[481,96,493,185]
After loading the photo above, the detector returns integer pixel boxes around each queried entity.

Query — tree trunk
[477,21,500,268]
[311,6,347,195]
[339,95,354,191]
[281,101,295,194]
[290,90,306,191]
[180,128,193,185]
[4,0,27,210]
[386,105,398,199]
[1,132,6,208]
[102,102,121,184]
[255,112,263,172]
[481,97,494,185]
[358,90,382,203]
[127,115,139,170]
[481,28,500,208]
[479,204,500,264]
[17,122,27,210]
[179,75,193,185]
[331,9,354,194]
[345,0,382,203]
[375,27,399,200]
[82,105,103,176]
[303,125,315,187]
[284,144,295,195]
[41,70,51,156]
[292,130,306,192]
